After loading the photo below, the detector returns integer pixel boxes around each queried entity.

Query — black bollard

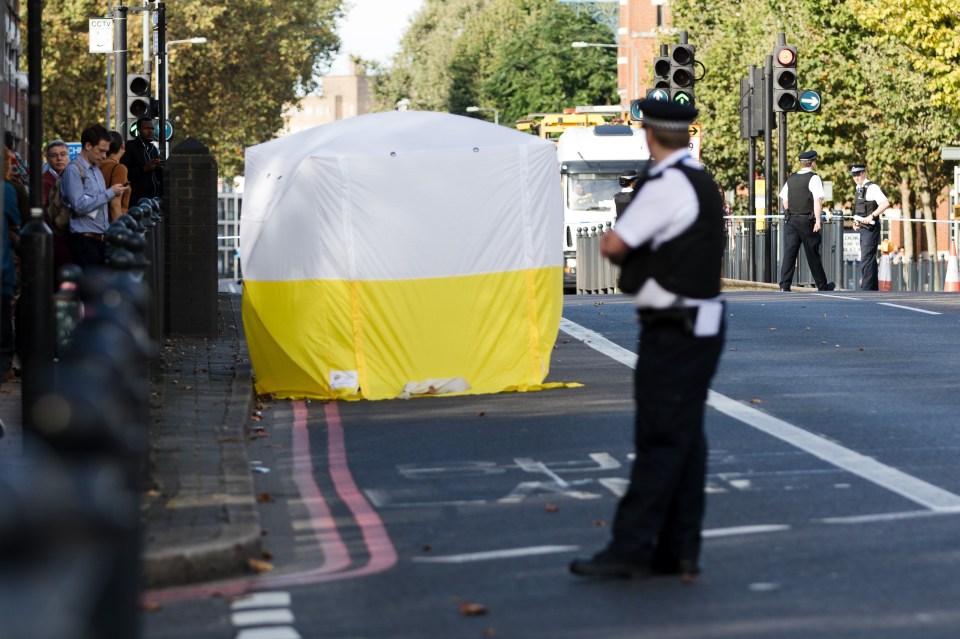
[18,214,54,445]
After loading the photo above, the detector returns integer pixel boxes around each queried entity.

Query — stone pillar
[164,137,218,336]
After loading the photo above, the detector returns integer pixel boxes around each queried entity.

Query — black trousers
[779,216,829,289]
[609,315,725,566]
[67,234,106,270]
[859,226,881,290]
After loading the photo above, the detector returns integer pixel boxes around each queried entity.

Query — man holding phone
[122,115,163,205]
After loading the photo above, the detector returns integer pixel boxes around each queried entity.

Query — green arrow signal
[673,91,692,106]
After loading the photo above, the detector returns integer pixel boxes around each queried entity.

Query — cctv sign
[89,19,113,54]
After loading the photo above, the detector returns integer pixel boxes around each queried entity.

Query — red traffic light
[775,46,796,67]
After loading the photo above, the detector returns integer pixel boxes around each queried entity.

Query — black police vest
[853,181,879,217]
[618,161,724,299]
[785,171,816,217]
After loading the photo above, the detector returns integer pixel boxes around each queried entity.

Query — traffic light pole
[763,54,774,283]
[113,5,128,135]
[157,3,167,158]
[21,0,55,442]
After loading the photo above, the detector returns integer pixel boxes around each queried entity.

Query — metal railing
[573,215,952,294]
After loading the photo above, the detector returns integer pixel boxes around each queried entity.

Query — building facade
[280,62,372,135]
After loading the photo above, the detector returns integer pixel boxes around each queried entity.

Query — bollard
[52,265,84,360]
[575,227,585,294]
[1,271,154,639]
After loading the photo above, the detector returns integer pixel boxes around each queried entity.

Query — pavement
[0,292,262,591]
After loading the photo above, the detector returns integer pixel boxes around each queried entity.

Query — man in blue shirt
[61,124,129,268]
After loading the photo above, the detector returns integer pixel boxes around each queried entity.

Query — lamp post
[571,40,639,106]
[161,36,207,157]
[465,106,499,125]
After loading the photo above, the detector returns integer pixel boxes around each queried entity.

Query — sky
[327,0,426,75]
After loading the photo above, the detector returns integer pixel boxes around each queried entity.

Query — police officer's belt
[638,306,698,328]
[784,213,813,220]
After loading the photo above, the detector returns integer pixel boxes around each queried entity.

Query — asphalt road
[145,290,960,639]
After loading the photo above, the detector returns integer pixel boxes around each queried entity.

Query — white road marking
[819,509,960,524]
[231,592,293,610]
[877,302,941,315]
[412,545,580,563]
[559,317,636,368]
[412,525,793,565]
[560,317,960,513]
[236,629,302,639]
[702,524,790,538]
[231,610,296,627]
[707,391,960,512]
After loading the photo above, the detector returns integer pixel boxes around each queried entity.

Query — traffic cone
[945,242,960,293]
[878,253,892,291]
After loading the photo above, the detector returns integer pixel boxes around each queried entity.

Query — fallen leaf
[140,601,163,612]
[251,414,262,422]
[858,347,865,352]
[459,602,489,616]
[421,544,432,552]
[247,558,274,573]
[544,504,559,513]
[483,628,497,637]
[750,399,763,404]
[476,411,486,417]
[261,550,274,560]
[258,492,275,504]
[593,519,607,528]
[768,327,777,331]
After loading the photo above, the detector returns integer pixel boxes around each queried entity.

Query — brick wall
[164,138,218,336]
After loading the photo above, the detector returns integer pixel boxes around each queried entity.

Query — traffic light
[772,46,799,112]
[669,44,695,107]
[653,54,671,91]
[126,73,153,125]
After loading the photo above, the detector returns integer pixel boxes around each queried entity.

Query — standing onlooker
[1,152,21,395]
[569,99,725,581]
[850,163,890,291]
[777,150,835,292]
[62,124,129,269]
[99,131,130,223]
[42,139,75,272]
[122,116,163,205]
[42,140,70,207]
[4,132,28,189]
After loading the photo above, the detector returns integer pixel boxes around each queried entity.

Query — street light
[466,106,499,125]
[161,37,208,156]
[571,40,639,105]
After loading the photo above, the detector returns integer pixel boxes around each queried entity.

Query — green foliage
[372,0,618,123]
[26,0,343,177]
[670,0,960,212]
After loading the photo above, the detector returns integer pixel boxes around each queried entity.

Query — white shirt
[613,148,723,335]
[859,181,888,205]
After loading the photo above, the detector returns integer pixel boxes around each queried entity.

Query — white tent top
[240,110,562,282]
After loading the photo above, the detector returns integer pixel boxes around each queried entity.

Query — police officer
[614,170,639,219]
[850,164,890,290]
[569,99,725,581]
[777,150,835,292]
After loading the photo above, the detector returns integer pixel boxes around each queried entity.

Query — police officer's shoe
[819,281,836,291]
[650,557,701,583]
[569,549,649,579]
[779,287,791,292]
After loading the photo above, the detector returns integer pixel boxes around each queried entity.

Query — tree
[373,0,619,123]
[26,0,343,177]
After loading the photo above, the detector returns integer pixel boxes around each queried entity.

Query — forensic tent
[240,110,563,400]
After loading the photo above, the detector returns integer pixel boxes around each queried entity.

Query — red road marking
[144,400,397,603]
